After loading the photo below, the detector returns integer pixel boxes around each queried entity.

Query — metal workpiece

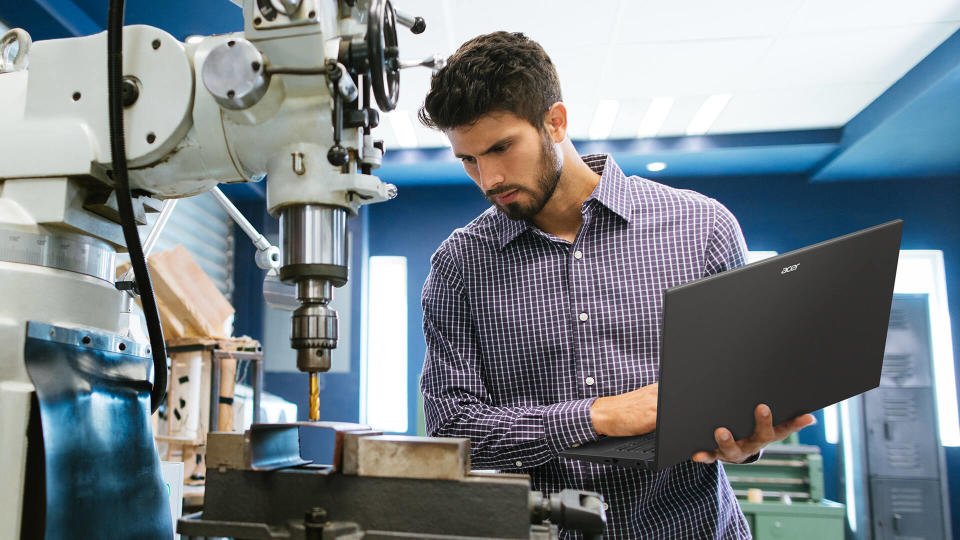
[279,204,349,284]
[249,422,377,471]
[356,435,471,480]
[202,38,272,110]
[0,228,117,283]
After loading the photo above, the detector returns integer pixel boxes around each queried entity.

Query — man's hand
[692,404,816,464]
[590,383,658,436]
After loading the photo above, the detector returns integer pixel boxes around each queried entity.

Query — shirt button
[515,460,523,467]
[574,250,583,260]
[579,312,589,322]
[585,376,595,386]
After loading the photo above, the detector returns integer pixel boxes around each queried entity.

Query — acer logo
[781,264,800,274]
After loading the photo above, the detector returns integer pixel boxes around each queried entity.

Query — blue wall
[366,165,960,535]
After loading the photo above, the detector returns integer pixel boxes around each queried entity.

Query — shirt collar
[582,153,633,223]
[496,153,633,250]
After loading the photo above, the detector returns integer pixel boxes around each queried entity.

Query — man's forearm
[427,397,600,470]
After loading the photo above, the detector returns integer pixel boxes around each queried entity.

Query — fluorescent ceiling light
[389,110,418,148]
[645,162,667,172]
[588,100,620,140]
[686,94,732,136]
[637,97,674,138]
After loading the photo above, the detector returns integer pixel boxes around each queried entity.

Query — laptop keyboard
[615,431,657,453]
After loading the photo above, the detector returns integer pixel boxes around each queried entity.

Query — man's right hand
[589,383,658,436]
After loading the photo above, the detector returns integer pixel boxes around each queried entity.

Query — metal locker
[870,478,945,540]
[863,387,939,478]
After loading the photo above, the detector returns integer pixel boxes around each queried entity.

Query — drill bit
[309,372,319,421]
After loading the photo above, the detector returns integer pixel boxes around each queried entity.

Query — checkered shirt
[420,154,751,539]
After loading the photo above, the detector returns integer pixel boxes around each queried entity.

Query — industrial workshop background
[3,0,959,538]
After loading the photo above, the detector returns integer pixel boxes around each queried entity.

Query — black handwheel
[367,0,400,111]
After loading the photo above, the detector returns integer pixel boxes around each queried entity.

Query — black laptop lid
[654,220,903,469]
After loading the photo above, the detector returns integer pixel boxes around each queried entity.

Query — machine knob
[202,39,271,110]
[327,145,349,167]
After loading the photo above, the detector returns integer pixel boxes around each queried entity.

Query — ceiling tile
[785,0,960,34]
[747,23,959,90]
[599,38,774,98]
[616,0,805,42]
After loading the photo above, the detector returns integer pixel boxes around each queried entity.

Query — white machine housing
[0,0,408,535]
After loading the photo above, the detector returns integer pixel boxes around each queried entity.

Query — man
[417,31,814,539]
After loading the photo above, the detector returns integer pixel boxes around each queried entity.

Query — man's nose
[477,159,504,192]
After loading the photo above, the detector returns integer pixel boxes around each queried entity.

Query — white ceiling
[377,0,960,149]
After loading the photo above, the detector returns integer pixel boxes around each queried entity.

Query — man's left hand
[691,404,816,465]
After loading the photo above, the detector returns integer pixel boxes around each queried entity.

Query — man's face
[447,112,562,221]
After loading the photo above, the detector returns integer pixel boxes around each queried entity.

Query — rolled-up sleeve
[419,245,599,470]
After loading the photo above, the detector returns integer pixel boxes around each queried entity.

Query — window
[360,256,408,433]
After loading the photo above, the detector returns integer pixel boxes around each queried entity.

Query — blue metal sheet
[23,321,172,540]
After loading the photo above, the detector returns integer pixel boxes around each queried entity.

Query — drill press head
[279,203,347,374]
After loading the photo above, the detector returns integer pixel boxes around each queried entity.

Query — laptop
[561,219,903,471]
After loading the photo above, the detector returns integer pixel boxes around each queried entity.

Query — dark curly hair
[418,31,562,132]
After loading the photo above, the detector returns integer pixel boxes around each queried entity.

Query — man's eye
[461,157,476,164]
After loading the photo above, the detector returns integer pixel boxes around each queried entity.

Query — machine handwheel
[367,0,400,111]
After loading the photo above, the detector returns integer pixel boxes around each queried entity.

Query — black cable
[108,0,167,412]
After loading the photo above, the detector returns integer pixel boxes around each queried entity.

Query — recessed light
[646,162,667,172]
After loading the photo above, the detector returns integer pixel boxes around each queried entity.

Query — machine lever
[209,187,280,271]
[398,54,446,71]
[395,10,425,34]
[117,198,179,295]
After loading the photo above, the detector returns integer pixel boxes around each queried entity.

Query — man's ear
[543,102,567,143]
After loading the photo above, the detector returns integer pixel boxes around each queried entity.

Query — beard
[486,132,563,221]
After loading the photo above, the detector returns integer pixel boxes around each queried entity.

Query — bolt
[121,77,140,107]
[151,39,161,50]
[306,507,327,523]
